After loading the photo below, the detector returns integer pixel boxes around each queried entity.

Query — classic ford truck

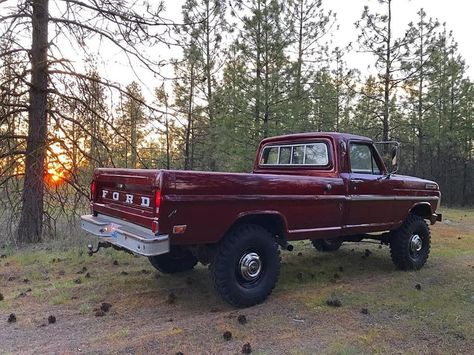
[81,132,442,307]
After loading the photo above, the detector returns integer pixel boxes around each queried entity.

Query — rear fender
[230,211,289,240]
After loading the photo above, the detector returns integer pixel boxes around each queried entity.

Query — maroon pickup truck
[81,132,442,307]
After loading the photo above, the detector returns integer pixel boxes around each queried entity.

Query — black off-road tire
[148,246,198,274]
[210,224,281,308]
[390,214,431,270]
[311,238,343,252]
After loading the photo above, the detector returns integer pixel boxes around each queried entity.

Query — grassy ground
[0,208,473,354]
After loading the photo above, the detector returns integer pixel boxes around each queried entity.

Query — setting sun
[46,167,67,187]
[45,142,72,187]
[51,174,61,182]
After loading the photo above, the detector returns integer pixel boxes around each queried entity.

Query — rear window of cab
[260,142,330,167]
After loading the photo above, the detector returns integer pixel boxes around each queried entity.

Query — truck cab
[254,132,440,238]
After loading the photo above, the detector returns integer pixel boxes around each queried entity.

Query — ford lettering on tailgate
[101,189,151,207]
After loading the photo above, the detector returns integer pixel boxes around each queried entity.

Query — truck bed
[92,168,346,244]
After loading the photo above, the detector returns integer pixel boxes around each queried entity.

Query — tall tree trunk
[416,13,424,177]
[335,51,342,132]
[17,0,49,243]
[90,95,99,167]
[184,63,195,170]
[164,94,170,170]
[263,1,269,138]
[205,0,216,170]
[254,0,262,139]
[382,0,392,142]
[294,0,304,128]
[130,103,138,168]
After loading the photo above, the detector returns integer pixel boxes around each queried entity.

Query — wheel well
[409,203,432,219]
[231,213,286,238]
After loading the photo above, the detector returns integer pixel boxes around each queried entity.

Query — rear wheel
[210,224,280,308]
[148,246,198,274]
[311,238,343,252]
[390,214,431,270]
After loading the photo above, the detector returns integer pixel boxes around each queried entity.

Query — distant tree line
[0,0,472,243]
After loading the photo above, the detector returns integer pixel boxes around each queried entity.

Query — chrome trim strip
[289,226,342,234]
[344,222,395,229]
[349,195,439,202]
[289,222,398,234]
[164,194,347,202]
[165,194,438,203]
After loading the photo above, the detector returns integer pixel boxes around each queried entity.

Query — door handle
[324,183,332,192]
[350,179,364,184]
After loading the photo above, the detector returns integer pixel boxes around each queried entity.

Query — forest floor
[1,208,473,355]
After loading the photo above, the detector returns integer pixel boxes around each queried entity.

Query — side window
[350,143,381,175]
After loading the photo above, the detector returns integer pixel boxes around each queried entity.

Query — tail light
[90,180,96,201]
[155,189,161,215]
[152,189,161,234]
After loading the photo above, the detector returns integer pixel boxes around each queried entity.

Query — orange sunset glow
[45,144,71,187]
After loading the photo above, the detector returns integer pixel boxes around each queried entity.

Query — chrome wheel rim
[239,252,262,281]
[409,234,423,255]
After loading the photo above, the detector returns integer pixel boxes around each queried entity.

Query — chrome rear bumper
[80,214,169,256]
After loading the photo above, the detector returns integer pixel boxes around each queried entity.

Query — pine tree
[116,82,146,168]
[286,0,336,129]
[172,42,203,170]
[234,0,290,139]
[426,28,467,204]
[356,0,411,141]
[180,0,227,170]
[352,76,385,139]
[214,46,255,171]
[401,9,439,176]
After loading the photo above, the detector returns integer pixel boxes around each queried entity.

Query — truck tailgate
[91,168,161,229]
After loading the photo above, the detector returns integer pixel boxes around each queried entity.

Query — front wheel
[148,246,198,274]
[210,224,280,308]
[311,238,343,252]
[390,214,431,270]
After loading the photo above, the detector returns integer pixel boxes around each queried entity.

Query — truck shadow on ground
[141,242,406,311]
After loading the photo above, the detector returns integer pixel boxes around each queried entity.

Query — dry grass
[0,207,473,354]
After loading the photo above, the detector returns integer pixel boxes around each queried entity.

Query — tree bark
[254,0,262,139]
[382,0,392,142]
[130,101,138,168]
[184,63,195,170]
[164,92,170,170]
[17,0,49,243]
[416,11,424,177]
[294,0,304,127]
[205,0,216,170]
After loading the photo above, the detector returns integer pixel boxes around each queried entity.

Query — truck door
[344,141,396,233]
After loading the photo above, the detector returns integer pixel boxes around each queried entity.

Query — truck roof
[259,132,372,145]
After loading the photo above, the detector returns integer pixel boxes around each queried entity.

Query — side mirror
[391,146,398,167]
[374,141,400,175]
